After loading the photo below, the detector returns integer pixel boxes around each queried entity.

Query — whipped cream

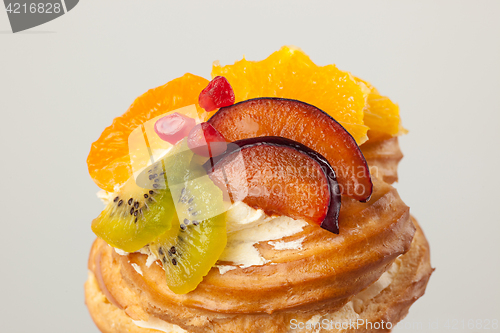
[133,317,186,333]
[215,265,237,274]
[297,259,401,325]
[129,260,401,333]
[351,259,401,313]
[218,201,308,270]
[96,189,114,205]
[98,188,401,330]
[113,247,128,256]
[305,315,323,333]
[104,189,309,273]
[131,263,143,276]
[269,236,305,250]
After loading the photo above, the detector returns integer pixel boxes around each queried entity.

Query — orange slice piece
[88,48,405,192]
[356,78,407,141]
[87,73,209,192]
[211,46,370,144]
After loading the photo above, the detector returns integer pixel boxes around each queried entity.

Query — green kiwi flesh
[136,139,202,190]
[91,170,176,253]
[92,141,194,253]
[149,173,227,294]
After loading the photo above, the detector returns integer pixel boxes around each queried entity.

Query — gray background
[1,1,499,332]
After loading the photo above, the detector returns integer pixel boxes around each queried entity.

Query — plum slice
[206,136,341,233]
[208,98,372,202]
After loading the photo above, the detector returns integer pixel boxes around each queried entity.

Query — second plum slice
[208,98,373,202]
[206,137,341,233]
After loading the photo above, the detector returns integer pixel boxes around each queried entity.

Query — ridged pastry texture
[360,136,403,185]
[85,218,431,333]
[85,138,432,332]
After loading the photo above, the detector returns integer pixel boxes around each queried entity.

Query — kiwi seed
[146,167,227,294]
[91,166,176,253]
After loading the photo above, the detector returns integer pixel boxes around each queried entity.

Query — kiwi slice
[149,173,227,294]
[136,139,205,189]
[91,172,176,253]
[136,139,193,190]
[93,139,205,252]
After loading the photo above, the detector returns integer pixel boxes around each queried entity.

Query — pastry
[85,47,432,332]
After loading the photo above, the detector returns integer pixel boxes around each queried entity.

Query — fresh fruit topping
[128,105,200,186]
[92,138,204,252]
[207,137,341,233]
[187,122,227,157]
[208,98,372,202]
[211,46,370,144]
[91,174,176,253]
[198,76,235,112]
[154,112,196,145]
[149,171,226,294]
[87,74,209,192]
[135,138,196,189]
[88,48,404,193]
[355,77,407,139]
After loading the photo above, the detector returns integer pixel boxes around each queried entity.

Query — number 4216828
[6,3,62,14]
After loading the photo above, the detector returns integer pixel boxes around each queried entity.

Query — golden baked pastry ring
[85,218,431,333]
[85,138,433,332]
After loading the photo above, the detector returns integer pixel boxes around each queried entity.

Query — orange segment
[87,73,209,192]
[365,92,406,136]
[211,46,370,144]
[355,78,407,140]
[88,47,405,192]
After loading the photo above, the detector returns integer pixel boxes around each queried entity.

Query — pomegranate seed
[187,122,227,157]
[154,112,196,145]
[198,76,235,112]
